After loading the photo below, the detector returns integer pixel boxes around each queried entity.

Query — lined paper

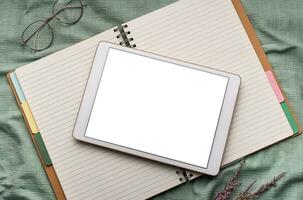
[15,0,293,199]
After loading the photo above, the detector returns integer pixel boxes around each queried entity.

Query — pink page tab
[266,71,284,103]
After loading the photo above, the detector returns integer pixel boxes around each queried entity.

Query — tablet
[73,42,240,175]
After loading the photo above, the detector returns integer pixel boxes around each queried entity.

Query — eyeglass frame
[21,0,85,52]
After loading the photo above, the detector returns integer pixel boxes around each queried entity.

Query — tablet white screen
[85,48,228,168]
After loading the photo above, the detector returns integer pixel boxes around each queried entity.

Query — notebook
[7,0,301,199]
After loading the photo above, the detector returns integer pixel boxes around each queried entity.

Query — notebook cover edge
[232,0,302,135]
[6,71,67,200]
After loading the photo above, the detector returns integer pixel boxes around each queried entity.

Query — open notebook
[7,0,301,199]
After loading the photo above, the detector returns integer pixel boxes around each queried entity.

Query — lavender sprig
[215,160,246,200]
[214,160,286,200]
[235,172,286,200]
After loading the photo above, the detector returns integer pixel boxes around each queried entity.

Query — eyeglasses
[21,0,85,52]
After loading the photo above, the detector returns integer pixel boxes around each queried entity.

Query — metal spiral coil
[176,169,193,183]
[114,24,136,48]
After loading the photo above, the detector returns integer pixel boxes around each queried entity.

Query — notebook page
[16,23,190,200]
[14,0,293,199]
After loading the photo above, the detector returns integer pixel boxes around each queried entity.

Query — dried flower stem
[235,172,286,200]
[214,160,286,200]
[215,160,246,200]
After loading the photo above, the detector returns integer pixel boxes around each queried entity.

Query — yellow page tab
[21,102,39,134]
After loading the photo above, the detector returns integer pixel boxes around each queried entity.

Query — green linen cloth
[0,0,302,199]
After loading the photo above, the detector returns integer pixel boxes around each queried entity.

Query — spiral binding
[114,24,136,48]
[176,168,193,183]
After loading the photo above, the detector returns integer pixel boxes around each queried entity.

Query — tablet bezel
[73,41,240,175]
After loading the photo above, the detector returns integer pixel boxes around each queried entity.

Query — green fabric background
[0,0,303,199]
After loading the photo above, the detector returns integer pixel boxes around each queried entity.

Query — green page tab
[34,133,52,166]
[281,102,299,134]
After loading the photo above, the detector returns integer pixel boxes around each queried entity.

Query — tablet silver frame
[73,41,240,175]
